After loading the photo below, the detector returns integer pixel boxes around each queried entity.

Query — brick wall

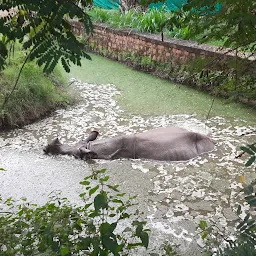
[70,21,251,66]
[73,22,238,65]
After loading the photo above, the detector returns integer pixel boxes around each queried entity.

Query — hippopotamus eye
[43,147,49,154]
[79,147,97,160]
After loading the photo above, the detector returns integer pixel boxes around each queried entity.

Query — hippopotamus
[43,127,214,161]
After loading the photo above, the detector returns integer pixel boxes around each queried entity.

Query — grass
[89,7,168,33]
[0,47,73,129]
[88,7,227,48]
[66,54,256,123]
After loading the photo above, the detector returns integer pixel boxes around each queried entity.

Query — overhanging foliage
[172,0,256,52]
[0,0,93,73]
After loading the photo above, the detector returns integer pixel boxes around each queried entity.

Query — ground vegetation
[0,0,94,128]
[0,169,150,255]
[0,46,72,129]
[0,0,93,73]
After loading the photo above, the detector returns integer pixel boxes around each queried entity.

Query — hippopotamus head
[43,133,99,160]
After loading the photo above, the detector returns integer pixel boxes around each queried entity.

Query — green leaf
[120,213,130,219]
[127,242,144,249]
[83,175,93,180]
[78,237,92,250]
[248,144,256,153]
[89,185,99,196]
[112,199,124,205]
[236,205,242,215]
[107,184,119,192]
[94,193,108,212]
[135,223,143,236]
[84,203,92,209]
[51,241,60,252]
[102,236,119,253]
[117,193,126,197]
[238,219,248,231]
[0,168,6,171]
[60,247,69,256]
[100,222,110,235]
[97,168,107,174]
[199,220,208,230]
[245,156,256,167]
[123,227,132,232]
[244,184,254,195]
[100,176,109,182]
[100,222,117,235]
[61,57,70,73]
[240,146,254,155]
[139,231,149,248]
[202,232,208,240]
[110,222,117,233]
[246,197,256,207]
[79,192,86,197]
[80,180,90,186]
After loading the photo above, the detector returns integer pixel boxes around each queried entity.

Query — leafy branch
[0,0,94,106]
[0,169,149,255]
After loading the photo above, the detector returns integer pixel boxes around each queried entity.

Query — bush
[0,169,149,255]
[89,7,197,40]
[89,7,180,34]
[0,46,72,129]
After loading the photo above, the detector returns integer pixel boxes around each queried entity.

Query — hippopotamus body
[44,127,214,162]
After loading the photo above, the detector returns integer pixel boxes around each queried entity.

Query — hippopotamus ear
[79,147,98,160]
[52,138,61,145]
[84,131,99,142]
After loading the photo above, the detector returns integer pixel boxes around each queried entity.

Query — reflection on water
[0,79,256,255]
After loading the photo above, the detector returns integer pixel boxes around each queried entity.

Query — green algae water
[67,54,256,122]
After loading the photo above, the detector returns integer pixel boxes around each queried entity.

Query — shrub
[0,46,72,129]
[0,169,149,255]
[89,7,194,39]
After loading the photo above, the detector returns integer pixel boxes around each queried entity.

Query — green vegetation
[0,1,93,111]
[88,6,222,45]
[197,144,256,255]
[0,1,93,73]
[0,47,72,129]
[180,0,256,52]
[0,169,150,255]
[68,54,256,122]
[88,7,190,39]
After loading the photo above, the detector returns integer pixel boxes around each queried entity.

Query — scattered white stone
[196,237,205,248]
[131,163,149,173]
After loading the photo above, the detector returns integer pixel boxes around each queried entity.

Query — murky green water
[68,54,256,122]
[0,55,256,255]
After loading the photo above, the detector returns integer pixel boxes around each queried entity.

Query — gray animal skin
[44,127,214,162]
